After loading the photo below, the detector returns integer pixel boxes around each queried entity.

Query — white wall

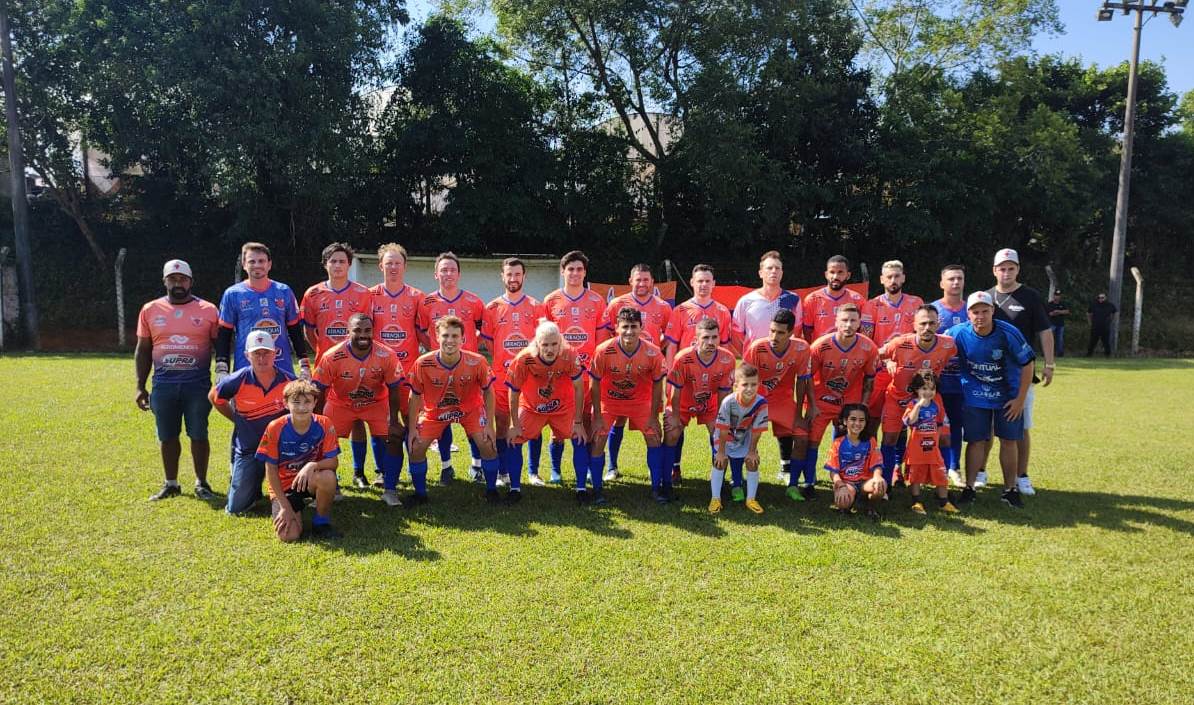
[350,255,563,302]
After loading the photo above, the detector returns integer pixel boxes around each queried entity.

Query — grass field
[2,354,1192,704]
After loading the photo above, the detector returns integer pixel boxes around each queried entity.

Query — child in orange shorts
[902,371,958,514]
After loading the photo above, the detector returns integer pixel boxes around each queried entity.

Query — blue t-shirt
[218,280,301,371]
[945,320,1035,409]
[932,299,967,394]
[214,365,297,455]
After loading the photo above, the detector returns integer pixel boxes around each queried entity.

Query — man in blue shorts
[945,292,1035,508]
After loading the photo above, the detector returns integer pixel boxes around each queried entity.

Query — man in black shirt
[985,248,1055,497]
[1045,291,1070,357]
[1087,293,1117,357]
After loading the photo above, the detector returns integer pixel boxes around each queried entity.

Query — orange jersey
[506,346,584,415]
[408,350,494,416]
[299,280,373,360]
[862,292,924,347]
[482,294,543,386]
[543,288,606,369]
[369,283,423,365]
[602,293,672,346]
[809,333,880,411]
[664,298,734,351]
[881,333,958,402]
[312,341,404,411]
[666,346,735,417]
[802,287,868,340]
[416,289,486,352]
[743,337,812,402]
[255,414,340,495]
[588,338,665,416]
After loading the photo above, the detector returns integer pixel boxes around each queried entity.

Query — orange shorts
[906,463,947,487]
[514,408,574,444]
[881,392,913,433]
[669,405,716,427]
[764,397,808,439]
[326,402,390,437]
[415,406,488,440]
[600,405,660,441]
[808,410,839,446]
[868,370,891,417]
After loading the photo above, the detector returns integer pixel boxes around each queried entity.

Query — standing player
[743,310,815,502]
[406,316,500,503]
[588,308,666,504]
[902,372,959,514]
[805,304,880,490]
[802,255,866,342]
[369,242,423,486]
[136,259,220,501]
[861,260,923,441]
[215,242,308,378]
[945,292,1035,508]
[712,364,769,514]
[876,305,956,487]
[209,331,296,514]
[300,242,374,486]
[506,321,587,502]
[663,319,735,495]
[931,264,968,486]
[415,252,486,483]
[481,258,542,489]
[311,314,406,506]
[987,248,1054,496]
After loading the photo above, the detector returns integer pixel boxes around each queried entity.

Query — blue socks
[661,444,675,492]
[729,457,745,488]
[410,460,428,497]
[587,448,603,493]
[550,440,565,477]
[805,448,819,484]
[351,439,367,472]
[527,434,543,475]
[469,437,481,463]
[607,424,624,469]
[371,437,387,474]
[880,444,897,486]
[646,446,664,491]
[572,440,590,490]
[482,456,500,491]
[437,427,453,463]
[312,513,330,527]
[503,441,523,491]
[382,438,403,490]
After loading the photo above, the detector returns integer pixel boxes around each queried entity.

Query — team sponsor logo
[607,389,633,401]
[535,400,562,414]
[159,354,197,368]
[464,356,479,367]
[761,378,779,393]
[503,334,528,351]
[563,326,588,344]
[252,319,281,339]
[435,409,465,423]
[240,300,251,310]
[347,388,377,405]
[826,376,849,394]
[991,349,1003,360]
[169,334,190,345]
[153,315,168,328]
[319,301,330,312]
[438,391,461,408]
[325,324,348,338]
[275,298,286,311]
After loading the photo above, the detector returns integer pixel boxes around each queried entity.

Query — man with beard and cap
[136,259,221,501]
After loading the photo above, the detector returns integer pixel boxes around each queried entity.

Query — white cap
[993,248,1019,266]
[245,330,275,353]
[163,259,193,279]
[967,291,995,310]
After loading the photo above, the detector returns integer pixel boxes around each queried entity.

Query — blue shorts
[962,404,1024,443]
[150,380,212,442]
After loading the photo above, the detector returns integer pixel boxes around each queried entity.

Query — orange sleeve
[320,420,340,456]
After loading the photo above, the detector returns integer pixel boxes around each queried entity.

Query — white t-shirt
[732,289,803,347]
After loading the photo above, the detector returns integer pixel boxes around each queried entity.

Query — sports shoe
[800,484,815,501]
[786,486,804,502]
[528,473,546,487]
[958,487,976,505]
[311,523,343,540]
[731,486,745,502]
[485,489,501,504]
[404,492,428,506]
[576,490,590,505]
[590,492,609,507]
[469,465,483,483]
[382,489,403,507]
[940,501,960,514]
[974,471,988,489]
[603,467,620,482]
[652,489,668,504]
[947,469,964,488]
[194,481,216,500]
[548,472,562,485]
[149,483,181,501]
[776,470,789,484]
[439,466,455,486]
[708,498,722,514]
[496,473,509,488]
[910,501,926,515]
[1017,475,1037,496]
[352,473,370,489]
[372,475,385,488]
[1001,488,1024,509]
[671,467,682,485]
[333,488,345,503]
[504,489,522,505]
[745,499,764,514]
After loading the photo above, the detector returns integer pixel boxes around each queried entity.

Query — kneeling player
[312,314,407,506]
[407,316,501,503]
[257,380,342,541]
[588,307,665,504]
[825,404,887,520]
[663,318,734,495]
[902,372,958,514]
[712,364,769,514]
[506,320,588,502]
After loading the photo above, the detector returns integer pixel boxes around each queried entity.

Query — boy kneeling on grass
[257,380,342,541]
[711,363,769,515]
[825,404,887,520]
[902,371,959,515]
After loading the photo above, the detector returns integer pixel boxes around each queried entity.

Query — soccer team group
[136,242,1053,541]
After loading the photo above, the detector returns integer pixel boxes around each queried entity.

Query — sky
[405,0,1193,98]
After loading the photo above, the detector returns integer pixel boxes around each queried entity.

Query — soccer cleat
[372,475,385,488]
[149,483,181,501]
[352,473,370,490]
[576,490,590,505]
[1017,475,1037,496]
[786,486,804,502]
[194,482,216,500]
[590,492,609,507]
[708,498,722,514]
[745,499,764,514]
[548,472,563,485]
[404,493,429,507]
[940,501,960,514]
[504,489,522,505]
[947,469,964,488]
[496,473,509,488]
[603,467,620,482]
[800,484,815,501]
[311,524,343,540]
[440,466,455,486]
[958,487,976,505]
[528,473,546,487]
[911,501,927,515]
[652,489,667,504]
[469,466,483,483]
[485,489,501,504]
[974,471,988,488]
[1001,488,1024,509]
[382,489,404,507]
[731,486,745,502]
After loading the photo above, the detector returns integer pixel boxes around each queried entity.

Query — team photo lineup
[136,242,1055,541]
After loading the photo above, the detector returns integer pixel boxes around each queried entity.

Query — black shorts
[271,490,312,517]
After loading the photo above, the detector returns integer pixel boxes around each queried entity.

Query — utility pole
[0,1,39,349]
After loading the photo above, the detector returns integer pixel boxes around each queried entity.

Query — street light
[1097,1,1185,354]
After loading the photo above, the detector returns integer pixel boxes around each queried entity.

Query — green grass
[1,355,1192,704]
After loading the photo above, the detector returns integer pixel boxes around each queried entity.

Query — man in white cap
[944,292,1036,508]
[986,248,1054,496]
[136,259,221,501]
[208,330,296,513]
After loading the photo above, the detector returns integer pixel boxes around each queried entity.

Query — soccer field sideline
[1,355,1192,704]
